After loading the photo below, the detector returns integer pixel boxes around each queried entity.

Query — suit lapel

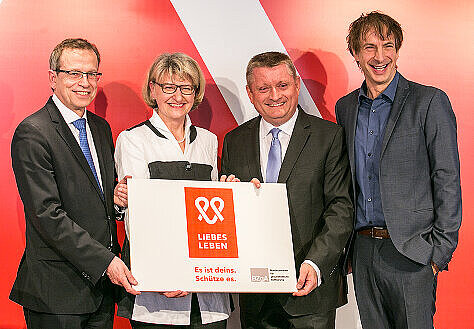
[88,114,108,203]
[346,94,359,177]
[46,98,105,203]
[278,107,310,183]
[247,117,264,182]
[380,75,410,157]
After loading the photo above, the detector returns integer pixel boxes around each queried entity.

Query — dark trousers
[353,234,437,329]
[130,294,227,329]
[23,284,114,329]
[240,294,336,329]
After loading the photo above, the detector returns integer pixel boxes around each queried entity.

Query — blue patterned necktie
[72,118,103,194]
[266,128,282,183]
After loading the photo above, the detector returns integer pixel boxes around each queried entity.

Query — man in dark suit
[10,38,139,329]
[335,12,462,329]
[220,52,353,329]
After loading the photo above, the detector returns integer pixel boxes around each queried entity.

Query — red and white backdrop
[0,1,472,328]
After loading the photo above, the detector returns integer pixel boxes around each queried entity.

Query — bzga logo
[195,196,224,224]
[250,268,269,282]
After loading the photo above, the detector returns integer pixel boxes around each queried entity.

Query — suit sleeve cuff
[303,260,322,287]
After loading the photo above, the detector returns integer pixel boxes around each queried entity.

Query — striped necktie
[72,118,103,195]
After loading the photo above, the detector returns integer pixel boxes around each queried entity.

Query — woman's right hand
[160,290,189,298]
[114,175,132,208]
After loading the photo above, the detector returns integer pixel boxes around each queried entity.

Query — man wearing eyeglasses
[10,38,138,329]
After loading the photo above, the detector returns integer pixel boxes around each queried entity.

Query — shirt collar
[52,94,88,124]
[359,71,399,103]
[149,109,192,137]
[260,106,299,138]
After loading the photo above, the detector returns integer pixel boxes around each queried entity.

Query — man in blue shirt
[336,11,461,329]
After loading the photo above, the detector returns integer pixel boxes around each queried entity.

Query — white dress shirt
[259,108,322,287]
[52,94,103,190]
[115,110,230,325]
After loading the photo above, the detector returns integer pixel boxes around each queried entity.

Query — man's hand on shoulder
[293,263,318,297]
[106,256,140,295]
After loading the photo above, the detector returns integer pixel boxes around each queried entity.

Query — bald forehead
[59,48,99,69]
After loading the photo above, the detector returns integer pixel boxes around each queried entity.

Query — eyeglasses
[152,82,195,95]
[55,69,102,82]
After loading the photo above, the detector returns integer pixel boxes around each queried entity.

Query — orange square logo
[184,187,238,258]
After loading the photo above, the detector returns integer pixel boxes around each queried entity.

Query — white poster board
[128,179,297,293]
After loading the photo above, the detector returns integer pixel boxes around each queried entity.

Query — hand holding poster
[128,179,297,293]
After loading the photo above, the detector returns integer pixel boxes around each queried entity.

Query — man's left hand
[106,256,140,295]
[219,174,240,182]
[293,263,318,296]
[219,175,261,188]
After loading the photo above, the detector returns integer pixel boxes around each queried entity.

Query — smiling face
[48,48,99,115]
[246,64,300,127]
[151,73,195,125]
[354,29,399,98]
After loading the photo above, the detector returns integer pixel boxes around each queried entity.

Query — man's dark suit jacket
[335,74,462,270]
[220,108,353,316]
[10,97,120,314]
